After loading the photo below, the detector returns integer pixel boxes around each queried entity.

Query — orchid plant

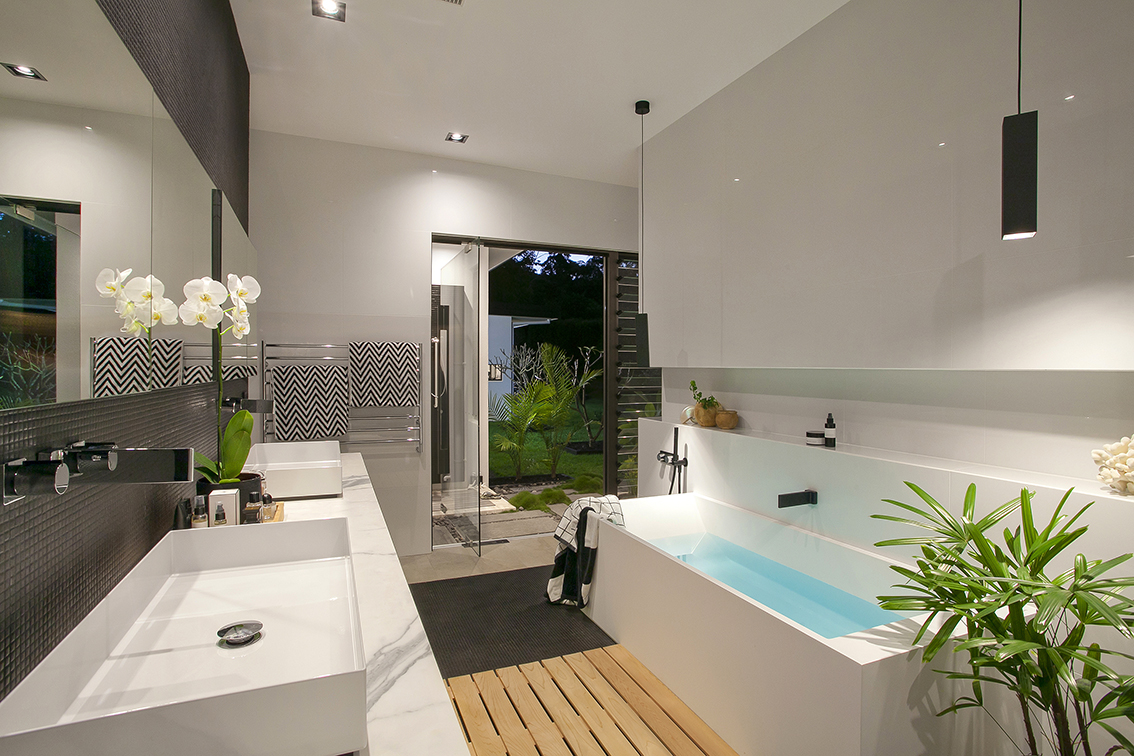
[178,274,261,482]
[96,268,262,482]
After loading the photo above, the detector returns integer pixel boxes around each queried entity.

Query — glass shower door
[431,241,483,554]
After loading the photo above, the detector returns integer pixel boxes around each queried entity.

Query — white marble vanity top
[284,453,468,756]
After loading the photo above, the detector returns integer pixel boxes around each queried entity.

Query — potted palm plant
[874,483,1134,756]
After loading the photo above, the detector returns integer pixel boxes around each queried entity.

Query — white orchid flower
[96,268,132,299]
[230,318,250,339]
[142,297,179,327]
[123,275,165,305]
[179,299,223,329]
[120,317,145,336]
[228,298,249,322]
[115,297,136,320]
[183,276,228,307]
[227,274,260,305]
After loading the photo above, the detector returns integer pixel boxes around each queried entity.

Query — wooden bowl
[715,410,738,430]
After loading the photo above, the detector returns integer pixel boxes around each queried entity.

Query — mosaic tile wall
[0,383,216,699]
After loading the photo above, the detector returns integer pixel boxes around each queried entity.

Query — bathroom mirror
[0,0,217,409]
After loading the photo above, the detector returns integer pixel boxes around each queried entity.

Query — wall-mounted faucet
[2,459,69,506]
[778,490,817,508]
[63,444,194,485]
[657,426,688,495]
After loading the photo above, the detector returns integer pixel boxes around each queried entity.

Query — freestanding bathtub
[584,493,1020,756]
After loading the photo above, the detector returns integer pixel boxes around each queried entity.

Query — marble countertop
[284,453,469,756]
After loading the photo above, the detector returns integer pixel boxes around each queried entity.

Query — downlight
[312,0,345,21]
[2,63,46,81]
[445,133,470,144]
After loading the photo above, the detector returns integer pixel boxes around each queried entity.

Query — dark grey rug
[409,565,615,679]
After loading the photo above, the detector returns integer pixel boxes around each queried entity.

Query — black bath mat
[409,565,615,679]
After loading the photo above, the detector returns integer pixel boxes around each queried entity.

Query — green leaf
[220,430,251,480]
[194,451,220,483]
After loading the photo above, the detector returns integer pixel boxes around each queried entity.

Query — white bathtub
[585,493,1019,756]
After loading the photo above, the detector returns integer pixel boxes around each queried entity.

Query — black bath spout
[778,490,817,508]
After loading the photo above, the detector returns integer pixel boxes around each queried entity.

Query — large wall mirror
[0,0,254,409]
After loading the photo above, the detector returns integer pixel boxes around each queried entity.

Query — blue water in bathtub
[649,533,901,639]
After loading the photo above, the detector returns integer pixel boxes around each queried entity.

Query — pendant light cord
[1017,0,1022,115]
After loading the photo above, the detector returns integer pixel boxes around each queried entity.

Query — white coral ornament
[1091,437,1134,495]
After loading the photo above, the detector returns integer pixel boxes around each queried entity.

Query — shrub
[508,491,549,512]
[568,474,603,494]
[538,487,571,507]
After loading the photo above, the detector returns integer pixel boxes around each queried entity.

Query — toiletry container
[190,500,209,528]
[209,489,239,527]
[824,413,836,448]
[806,431,825,446]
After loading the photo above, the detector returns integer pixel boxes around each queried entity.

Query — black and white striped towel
[271,363,349,441]
[92,337,183,397]
[349,341,420,407]
[547,495,623,607]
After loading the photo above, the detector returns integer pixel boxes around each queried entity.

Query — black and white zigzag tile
[271,363,349,441]
[182,362,259,385]
[349,341,420,407]
[92,337,183,397]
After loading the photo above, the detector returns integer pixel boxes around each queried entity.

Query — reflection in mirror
[149,94,216,393]
[216,194,261,423]
[1,0,154,407]
[0,1,223,408]
[0,198,80,406]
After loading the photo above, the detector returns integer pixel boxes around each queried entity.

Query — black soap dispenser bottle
[824,413,836,448]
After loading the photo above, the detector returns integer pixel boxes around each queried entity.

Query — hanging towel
[271,362,349,441]
[547,495,624,607]
[183,362,258,385]
[92,337,182,397]
[349,341,420,407]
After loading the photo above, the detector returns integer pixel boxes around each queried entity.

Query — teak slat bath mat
[445,645,740,756]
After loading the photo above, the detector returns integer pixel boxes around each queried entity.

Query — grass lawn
[488,398,603,484]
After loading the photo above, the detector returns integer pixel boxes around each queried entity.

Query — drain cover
[217,620,263,647]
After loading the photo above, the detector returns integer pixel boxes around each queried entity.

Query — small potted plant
[689,380,721,427]
[195,409,262,506]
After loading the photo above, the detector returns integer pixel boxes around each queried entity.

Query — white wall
[249,129,637,555]
[645,0,1134,371]
[644,0,1134,486]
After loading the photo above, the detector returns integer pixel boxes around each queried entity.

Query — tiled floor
[399,535,559,584]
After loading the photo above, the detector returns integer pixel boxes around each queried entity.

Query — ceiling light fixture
[634,99,651,368]
[1064,94,1075,101]
[445,132,469,144]
[1002,0,1038,241]
[312,0,345,21]
[2,63,46,81]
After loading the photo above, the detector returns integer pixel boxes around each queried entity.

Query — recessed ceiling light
[1002,231,1037,241]
[1064,94,1075,101]
[312,0,345,21]
[2,63,46,81]
[445,132,469,144]
[432,170,437,173]
[938,142,946,147]
[84,126,92,130]
[733,178,740,182]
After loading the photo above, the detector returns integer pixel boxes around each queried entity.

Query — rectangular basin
[0,518,366,756]
[244,440,343,500]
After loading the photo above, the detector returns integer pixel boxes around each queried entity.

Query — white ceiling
[229,0,850,187]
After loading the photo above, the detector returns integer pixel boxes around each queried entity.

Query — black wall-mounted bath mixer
[657,426,688,494]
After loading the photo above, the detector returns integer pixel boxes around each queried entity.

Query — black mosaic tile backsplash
[0,384,216,700]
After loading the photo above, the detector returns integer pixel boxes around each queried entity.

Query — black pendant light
[1002,0,1037,240]
[634,100,651,367]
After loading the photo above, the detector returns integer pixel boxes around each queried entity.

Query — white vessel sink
[244,440,343,500]
[0,518,366,756]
